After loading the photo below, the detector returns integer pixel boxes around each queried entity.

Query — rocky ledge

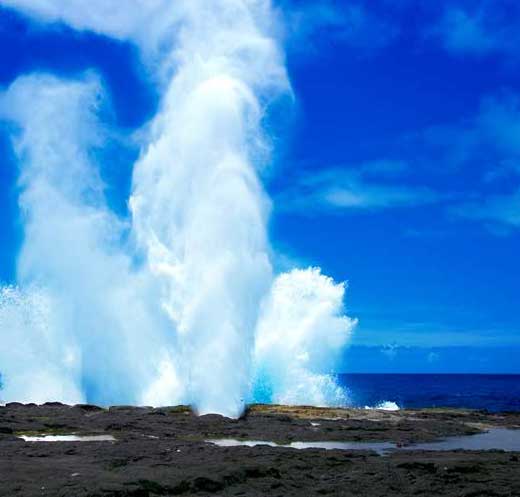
[1,403,519,496]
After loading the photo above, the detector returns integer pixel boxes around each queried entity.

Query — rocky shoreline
[1,403,519,496]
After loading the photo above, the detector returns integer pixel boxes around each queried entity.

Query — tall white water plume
[0,74,176,406]
[129,0,288,416]
[0,0,356,416]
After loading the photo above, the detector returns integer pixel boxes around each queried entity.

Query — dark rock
[191,476,224,492]
[0,404,519,496]
[397,461,437,473]
[74,404,104,412]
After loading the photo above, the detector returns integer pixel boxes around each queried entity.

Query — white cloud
[478,94,520,157]
[429,94,520,230]
[410,93,520,170]
[278,160,444,213]
[397,92,520,231]
[323,183,439,210]
[284,1,399,55]
[353,327,520,348]
[429,3,520,59]
[432,7,496,55]
[452,191,520,228]
[381,343,399,360]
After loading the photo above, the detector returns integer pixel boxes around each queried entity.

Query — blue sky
[0,1,519,373]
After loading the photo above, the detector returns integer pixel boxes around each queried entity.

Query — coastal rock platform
[1,403,519,496]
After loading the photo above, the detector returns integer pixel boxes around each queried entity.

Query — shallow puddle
[19,434,116,442]
[208,439,396,455]
[208,428,520,454]
[409,428,520,452]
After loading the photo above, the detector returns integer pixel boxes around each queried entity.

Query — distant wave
[365,401,400,411]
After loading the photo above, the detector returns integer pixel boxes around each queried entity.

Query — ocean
[339,374,520,412]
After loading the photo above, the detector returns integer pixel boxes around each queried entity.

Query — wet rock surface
[1,403,519,496]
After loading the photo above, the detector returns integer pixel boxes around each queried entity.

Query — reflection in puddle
[208,428,520,455]
[289,440,395,454]
[212,439,279,448]
[410,428,520,452]
[19,434,116,442]
[208,439,395,455]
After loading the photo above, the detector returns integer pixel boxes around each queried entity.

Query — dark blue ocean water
[339,374,520,412]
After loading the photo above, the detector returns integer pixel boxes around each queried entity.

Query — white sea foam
[253,268,356,407]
